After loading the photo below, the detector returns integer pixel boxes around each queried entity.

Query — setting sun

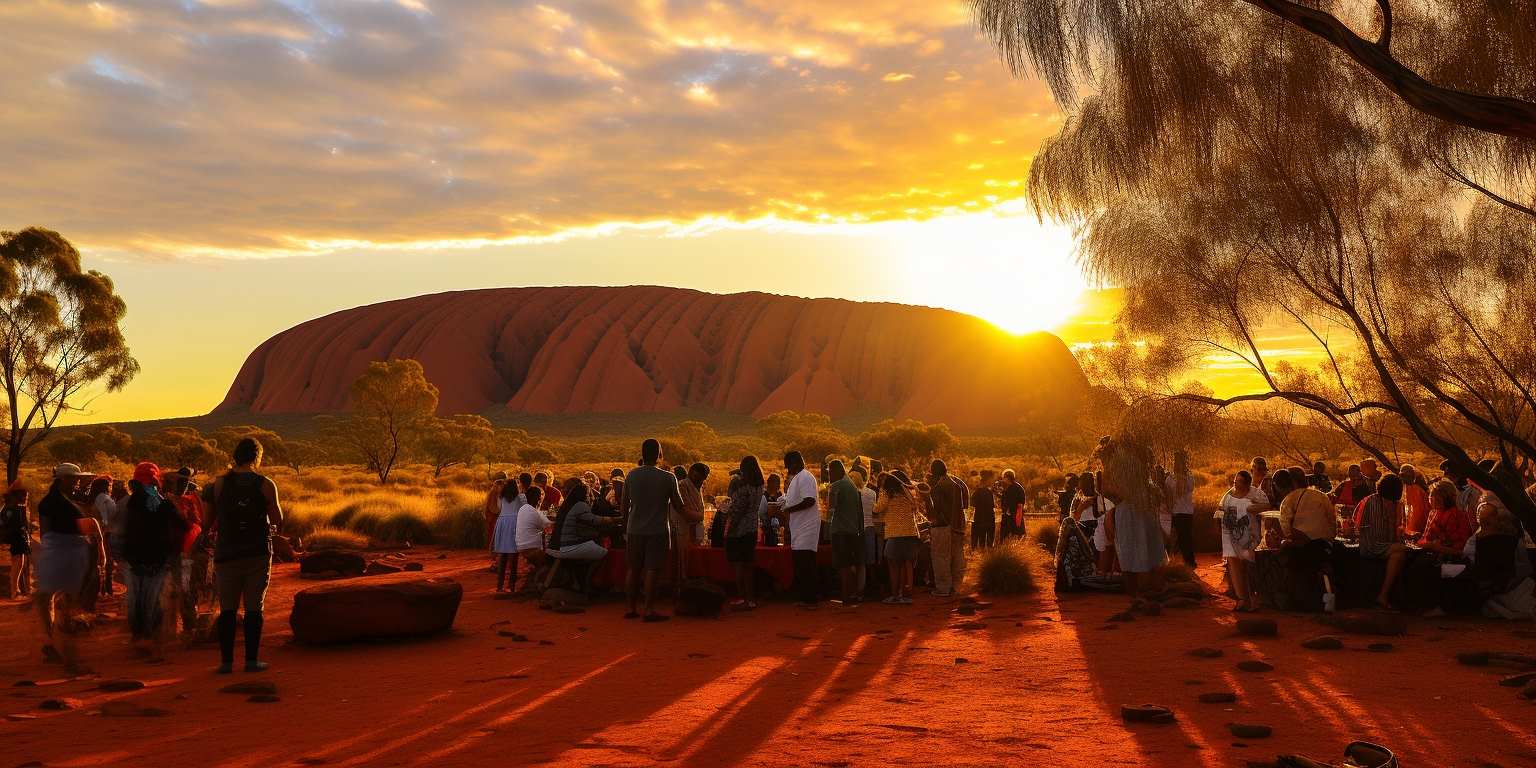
[884,208,1085,334]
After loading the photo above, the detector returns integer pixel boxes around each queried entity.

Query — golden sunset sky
[3,1,1274,424]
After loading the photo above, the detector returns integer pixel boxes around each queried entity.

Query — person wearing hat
[33,463,106,674]
[122,462,189,660]
[3,481,31,600]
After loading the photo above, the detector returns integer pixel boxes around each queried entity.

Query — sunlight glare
[884,207,1084,334]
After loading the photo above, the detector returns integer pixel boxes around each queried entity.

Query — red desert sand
[215,286,1086,430]
[4,551,1534,767]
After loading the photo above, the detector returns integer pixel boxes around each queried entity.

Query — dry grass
[976,540,1048,595]
[1027,517,1060,554]
[303,526,369,551]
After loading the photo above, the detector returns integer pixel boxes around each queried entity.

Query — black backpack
[214,471,272,563]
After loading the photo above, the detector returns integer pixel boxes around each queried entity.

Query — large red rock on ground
[289,575,462,644]
[215,286,1087,430]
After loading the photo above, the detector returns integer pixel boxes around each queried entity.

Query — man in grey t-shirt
[624,438,685,622]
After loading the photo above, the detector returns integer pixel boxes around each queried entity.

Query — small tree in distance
[418,414,494,477]
[45,425,134,467]
[856,419,956,470]
[324,359,439,484]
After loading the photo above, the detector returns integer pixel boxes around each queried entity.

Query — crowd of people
[7,429,1531,674]
[5,438,283,676]
[1050,446,1533,618]
[480,438,1094,621]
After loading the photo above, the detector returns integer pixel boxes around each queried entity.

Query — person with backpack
[207,438,283,674]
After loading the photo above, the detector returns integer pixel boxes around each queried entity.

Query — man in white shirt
[782,451,821,608]
[514,486,550,589]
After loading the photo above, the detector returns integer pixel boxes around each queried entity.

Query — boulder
[1189,647,1225,659]
[364,560,403,576]
[299,550,367,578]
[1228,723,1272,739]
[403,562,424,572]
[97,679,146,693]
[1498,671,1536,687]
[39,698,81,711]
[100,701,171,717]
[1457,651,1536,669]
[290,575,462,644]
[1198,692,1237,704]
[220,681,277,696]
[675,580,728,618]
[1301,636,1345,651]
[1317,610,1407,636]
[1121,704,1176,724]
[1236,660,1275,673]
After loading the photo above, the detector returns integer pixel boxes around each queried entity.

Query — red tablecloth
[593,544,831,593]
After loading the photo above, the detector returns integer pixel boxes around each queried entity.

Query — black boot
[244,611,267,672]
[216,610,238,674]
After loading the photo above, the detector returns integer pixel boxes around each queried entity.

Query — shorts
[725,535,756,564]
[626,533,669,573]
[883,535,920,562]
[216,556,272,613]
[833,533,863,568]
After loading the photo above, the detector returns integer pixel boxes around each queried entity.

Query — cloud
[0,0,1058,258]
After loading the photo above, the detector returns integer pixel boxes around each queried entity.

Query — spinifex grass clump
[1028,517,1059,554]
[303,526,369,551]
[977,541,1046,595]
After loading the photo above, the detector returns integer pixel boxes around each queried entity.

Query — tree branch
[1431,156,1536,219]
[1374,0,1391,51]
[1240,0,1536,139]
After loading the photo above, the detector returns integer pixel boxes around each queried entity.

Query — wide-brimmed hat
[491,470,509,482]
[52,462,93,479]
[610,468,625,479]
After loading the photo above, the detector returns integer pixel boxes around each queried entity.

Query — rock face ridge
[217,286,1086,430]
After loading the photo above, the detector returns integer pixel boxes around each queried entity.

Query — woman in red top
[1417,481,1474,556]
[1400,465,1431,538]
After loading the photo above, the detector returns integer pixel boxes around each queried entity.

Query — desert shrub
[324,494,436,545]
[1028,518,1060,554]
[434,487,489,549]
[977,541,1045,595]
[296,474,340,494]
[304,526,369,551]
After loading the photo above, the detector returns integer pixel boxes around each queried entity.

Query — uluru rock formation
[216,286,1087,430]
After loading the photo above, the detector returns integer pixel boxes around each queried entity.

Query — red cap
[132,462,162,487]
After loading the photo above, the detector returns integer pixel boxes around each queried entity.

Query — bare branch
[1240,0,1536,139]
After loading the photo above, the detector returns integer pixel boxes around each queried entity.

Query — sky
[2,0,1199,424]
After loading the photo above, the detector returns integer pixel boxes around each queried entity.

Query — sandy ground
[3,549,1535,768]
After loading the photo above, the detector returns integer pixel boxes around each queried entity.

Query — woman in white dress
[492,479,526,592]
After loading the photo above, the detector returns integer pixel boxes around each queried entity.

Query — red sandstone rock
[215,287,1087,430]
